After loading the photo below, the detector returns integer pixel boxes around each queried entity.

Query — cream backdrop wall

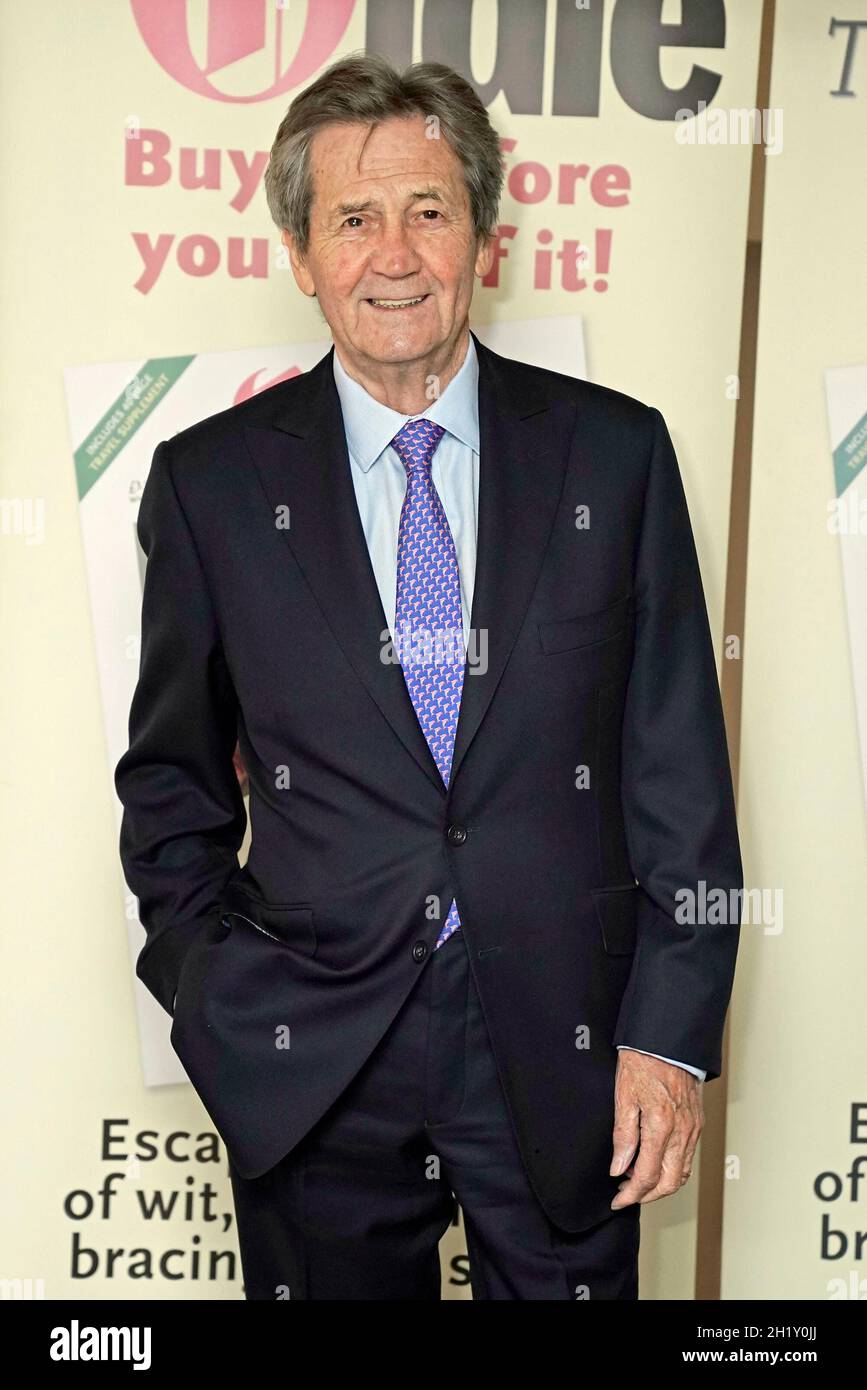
[0,0,761,1299]
[723,0,867,1301]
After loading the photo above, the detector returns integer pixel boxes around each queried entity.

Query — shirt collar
[331,332,479,472]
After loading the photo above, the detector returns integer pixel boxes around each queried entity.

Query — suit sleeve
[114,440,247,1016]
[614,407,743,1080]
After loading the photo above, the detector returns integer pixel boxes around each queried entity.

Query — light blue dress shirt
[331,334,705,1084]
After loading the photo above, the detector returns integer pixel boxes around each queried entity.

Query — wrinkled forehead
[308,116,467,209]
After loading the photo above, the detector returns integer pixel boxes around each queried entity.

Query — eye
[343,216,364,229]
[420,209,442,220]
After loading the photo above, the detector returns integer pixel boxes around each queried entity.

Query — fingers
[610,1084,704,1209]
[610,1048,643,1176]
[610,1099,640,1177]
[610,1112,674,1208]
[680,1108,704,1183]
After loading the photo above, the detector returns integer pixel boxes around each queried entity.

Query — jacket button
[412,941,428,963]
[446,824,467,845]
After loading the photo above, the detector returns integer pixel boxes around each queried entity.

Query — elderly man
[115,53,742,1301]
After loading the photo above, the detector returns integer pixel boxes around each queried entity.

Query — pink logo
[234,365,301,403]
[130,0,355,103]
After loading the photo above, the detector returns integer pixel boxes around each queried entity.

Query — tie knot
[389,417,446,475]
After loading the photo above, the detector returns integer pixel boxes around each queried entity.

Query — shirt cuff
[616,1045,706,1083]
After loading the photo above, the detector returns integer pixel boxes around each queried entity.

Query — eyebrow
[334,187,445,217]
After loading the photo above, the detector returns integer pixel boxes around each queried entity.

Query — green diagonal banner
[74,355,194,500]
[833,407,867,497]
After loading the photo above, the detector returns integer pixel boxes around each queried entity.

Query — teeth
[368,296,425,307]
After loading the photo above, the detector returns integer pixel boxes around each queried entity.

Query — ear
[281,229,316,297]
[474,234,495,280]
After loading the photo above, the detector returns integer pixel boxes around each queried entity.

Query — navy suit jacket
[114,331,742,1233]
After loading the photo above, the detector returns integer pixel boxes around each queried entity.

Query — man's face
[282,115,494,372]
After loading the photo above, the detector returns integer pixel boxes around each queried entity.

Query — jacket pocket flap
[590,882,639,955]
[538,594,631,655]
[220,881,316,955]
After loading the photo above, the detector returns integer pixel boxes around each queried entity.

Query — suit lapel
[242,332,575,795]
[243,346,445,793]
[449,332,574,785]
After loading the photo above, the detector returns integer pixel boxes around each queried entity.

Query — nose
[367,214,423,280]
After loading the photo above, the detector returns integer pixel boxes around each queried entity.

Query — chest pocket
[537,594,631,656]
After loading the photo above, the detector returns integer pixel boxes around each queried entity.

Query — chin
[365,330,438,361]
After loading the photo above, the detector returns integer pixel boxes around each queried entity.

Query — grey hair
[264,51,505,256]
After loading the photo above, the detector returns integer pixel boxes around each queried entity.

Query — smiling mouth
[364,294,430,310]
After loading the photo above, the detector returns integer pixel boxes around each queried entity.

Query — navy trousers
[228,927,640,1300]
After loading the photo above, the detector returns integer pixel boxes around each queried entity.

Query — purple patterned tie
[392,418,464,949]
